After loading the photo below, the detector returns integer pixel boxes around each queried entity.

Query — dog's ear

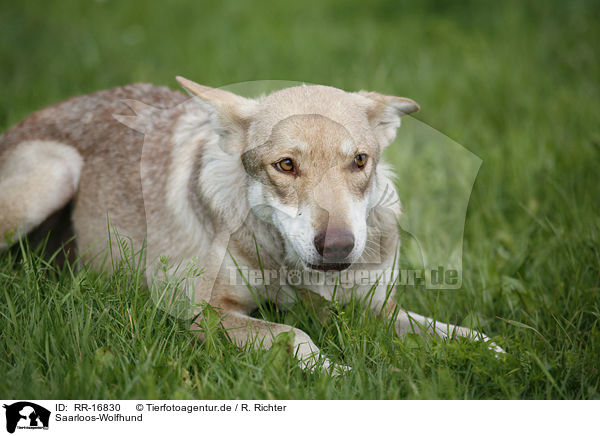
[176,76,257,145]
[358,91,419,148]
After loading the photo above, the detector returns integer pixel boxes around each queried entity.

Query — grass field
[1,0,599,399]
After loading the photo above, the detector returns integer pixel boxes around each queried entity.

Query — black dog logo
[3,402,50,434]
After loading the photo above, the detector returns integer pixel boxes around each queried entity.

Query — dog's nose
[314,230,355,261]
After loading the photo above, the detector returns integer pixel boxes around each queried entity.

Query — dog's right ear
[176,76,257,145]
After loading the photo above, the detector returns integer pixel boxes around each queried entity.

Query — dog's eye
[353,154,368,170]
[274,158,296,174]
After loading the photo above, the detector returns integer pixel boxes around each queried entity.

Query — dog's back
[0,83,186,263]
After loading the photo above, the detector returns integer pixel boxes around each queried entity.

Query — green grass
[1,0,599,399]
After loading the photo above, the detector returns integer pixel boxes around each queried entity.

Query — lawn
[1,0,599,399]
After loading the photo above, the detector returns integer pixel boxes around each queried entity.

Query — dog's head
[177,77,418,271]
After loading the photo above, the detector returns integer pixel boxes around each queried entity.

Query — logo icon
[3,402,50,434]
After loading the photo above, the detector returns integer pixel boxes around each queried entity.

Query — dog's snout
[314,230,355,261]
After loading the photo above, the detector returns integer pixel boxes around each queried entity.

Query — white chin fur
[248,181,370,268]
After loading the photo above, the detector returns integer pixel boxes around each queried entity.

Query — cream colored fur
[0,140,82,250]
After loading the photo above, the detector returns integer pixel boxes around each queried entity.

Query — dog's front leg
[378,300,504,353]
[193,303,348,374]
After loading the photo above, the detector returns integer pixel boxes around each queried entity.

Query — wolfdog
[0,77,502,372]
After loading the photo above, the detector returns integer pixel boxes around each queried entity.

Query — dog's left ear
[176,76,257,146]
[357,91,419,148]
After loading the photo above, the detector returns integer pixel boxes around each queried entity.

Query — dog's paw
[469,331,505,355]
[485,340,506,355]
[447,326,506,355]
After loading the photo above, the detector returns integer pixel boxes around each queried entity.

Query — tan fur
[0,79,502,373]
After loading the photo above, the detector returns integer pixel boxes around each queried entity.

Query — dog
[0,77,502,373]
